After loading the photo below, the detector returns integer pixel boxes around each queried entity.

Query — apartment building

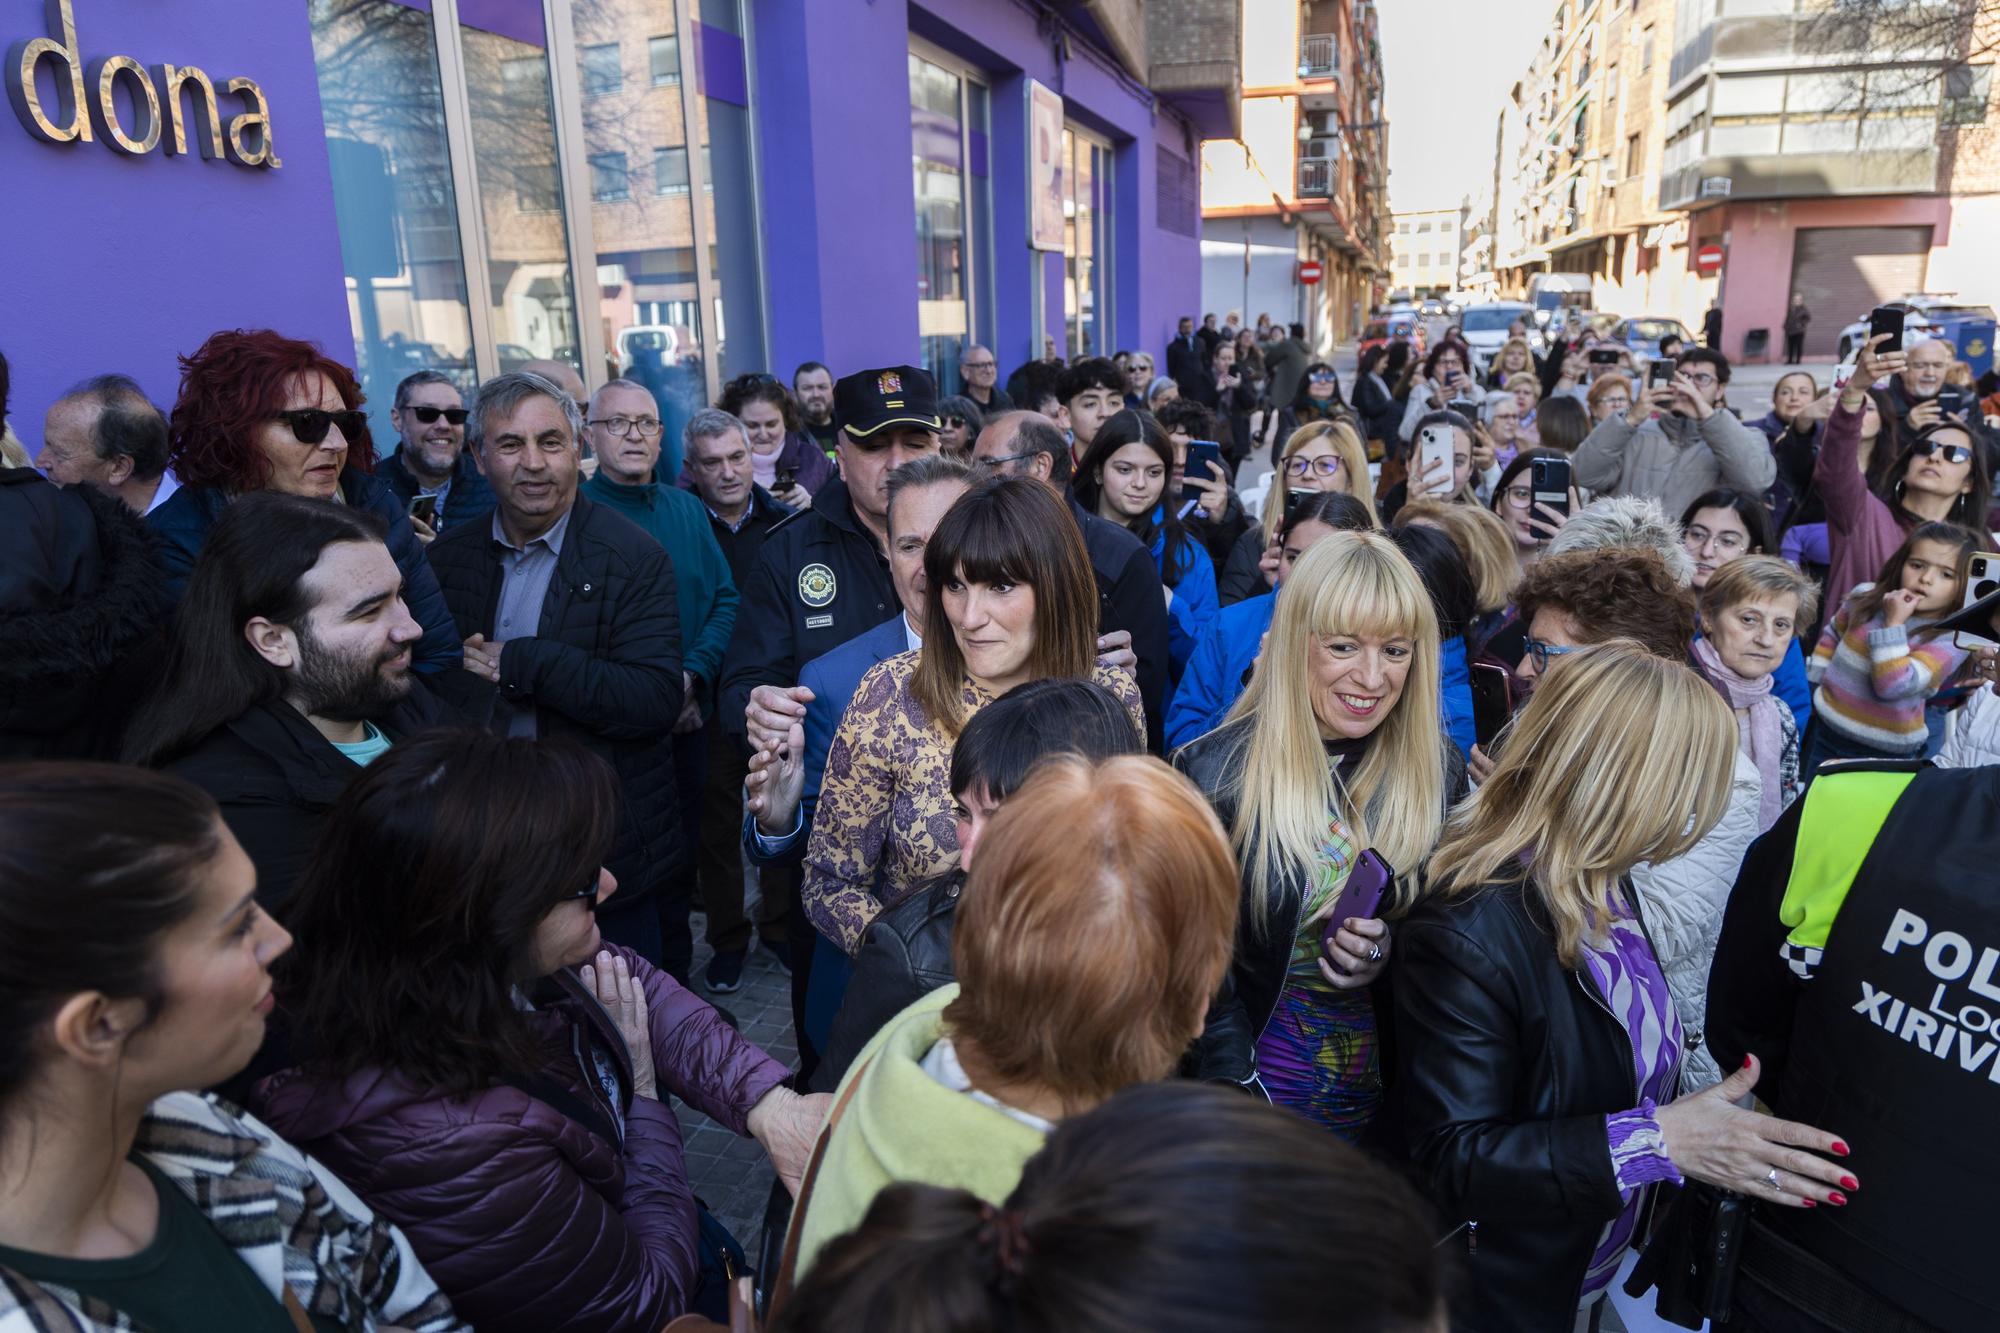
[1389,207,1462,296]
[1200,0,1391,343]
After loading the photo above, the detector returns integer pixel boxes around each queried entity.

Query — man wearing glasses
[958,344,1012,417]
[1573,346,1774,520]
[379,370,493,536]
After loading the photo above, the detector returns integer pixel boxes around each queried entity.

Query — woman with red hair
[147,329,459,672]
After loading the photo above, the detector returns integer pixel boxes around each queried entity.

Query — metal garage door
[1787,226,1932,356]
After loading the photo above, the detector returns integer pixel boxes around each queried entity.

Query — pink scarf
[1693,636,1784,831]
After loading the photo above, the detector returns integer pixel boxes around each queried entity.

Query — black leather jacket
[1389,876,1657,1333]
[1173,717,1467,1081]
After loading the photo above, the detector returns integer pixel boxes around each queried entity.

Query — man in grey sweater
[1572,346,1773,519]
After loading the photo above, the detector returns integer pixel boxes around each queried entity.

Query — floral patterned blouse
[802,651,1145,954]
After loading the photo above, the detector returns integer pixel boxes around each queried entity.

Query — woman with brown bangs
[801,475,1143,957]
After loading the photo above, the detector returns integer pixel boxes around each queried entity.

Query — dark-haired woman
[1390,522,1479,758]
[776,1082,1445,1333]
[1074,410,1220,678]
[1353,344,1406,453]
[148,328,459,673]
[252,730,824,1333]
[718,372,832,506]
[0,763,465,1332]
[802,475,1143,956]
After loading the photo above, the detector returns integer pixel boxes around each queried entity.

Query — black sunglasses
[1915,438,1974,465]
[407,405,468,425]
[274,408,368,446]
[945,414,967,429]
[561,875,600,909]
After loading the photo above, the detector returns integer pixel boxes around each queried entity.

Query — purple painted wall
[0,0,350,444]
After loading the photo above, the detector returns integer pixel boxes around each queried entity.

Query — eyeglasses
[560,876,601,909]
[589,415,664,439]
[405,405,468,425]
[962,360,995,371]
[1309,371,1338,384]
[978,451,1033,470]
[1523,637,1583,673]
[1680,373,1720,389]
[273,409,367,446]
[1502,484,1534,505]
[1684,525,1749,554]
[1914,438,1974,465]
[1284,455,1344,479]
[945,415,967,429]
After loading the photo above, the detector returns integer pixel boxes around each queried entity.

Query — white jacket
[1628,748,1763,1091]
[1935,684,2000,769]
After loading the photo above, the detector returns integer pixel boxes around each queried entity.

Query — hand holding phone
[1416,422,1456,498]
[408,493,439,525]
[1956,553,2000,650]
[1319,849,1394,987]
[1869,305,1906,355]
[1588,347,1621,366]
[1530,456,1572,534]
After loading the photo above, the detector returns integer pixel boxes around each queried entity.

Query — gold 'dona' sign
[5,0,279,167]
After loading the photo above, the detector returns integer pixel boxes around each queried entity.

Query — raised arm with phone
[1570,347,1774,518]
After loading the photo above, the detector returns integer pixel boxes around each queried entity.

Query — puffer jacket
[148,467,462,674]
[1627,747,1762,1090]
[426,493,685,900]
[251,946,788,1333]
[1934,682,2000,768]
[0,468,164,760]
[1571,404,1776,521]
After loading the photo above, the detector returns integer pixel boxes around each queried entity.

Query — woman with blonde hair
[1176,532,1460,1138]
[1507,370,1543,431]
[789,754,1239,1278]
[1485,336,1535,390]
[804,476,1142,955]
[1217,417,1377,605]
[1397,498,1520,633]
[1393,643,1853,1332]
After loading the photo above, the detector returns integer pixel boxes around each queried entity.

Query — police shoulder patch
[798,562,838,608]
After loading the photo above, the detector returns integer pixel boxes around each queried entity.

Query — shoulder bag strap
[766,1055,874,1319]
[282,1284,316,1333]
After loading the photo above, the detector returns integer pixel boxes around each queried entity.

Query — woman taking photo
[1176,533,1460,1139]
[254,731,822,1333]
[0,763,464,1332]
[1074,409,1220,677]
[1381,408,1488,520]
[1396,339,1478,449]
[718,372,832,507]
[1218,418,1376,606]
[1395,643,1854,1333]
[804,475,1142,955]
[1695,557,1819,831]
[149,327,459,673]
[788,757,1237,1277]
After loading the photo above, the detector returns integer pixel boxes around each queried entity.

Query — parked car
[1458,301,1539,369]
[1834,296,1997,361]
[1606,317,1691,364]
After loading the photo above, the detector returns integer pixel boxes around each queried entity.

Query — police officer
[1706,670,2000,1331]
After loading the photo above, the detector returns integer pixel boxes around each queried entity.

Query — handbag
[1624,1180,1749,1329]
[764,1055,875,1322]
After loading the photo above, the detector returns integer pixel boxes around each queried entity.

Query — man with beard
[120,493,438,916]
[794,361,839,454]
[379,370,493,535]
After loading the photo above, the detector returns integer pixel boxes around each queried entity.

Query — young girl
[1806,522,1977,771]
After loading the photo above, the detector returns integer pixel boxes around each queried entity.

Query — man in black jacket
[377,370,494,535]
[427,371,687,972]
[971,410,1171,751]
[1166,315,1205,401]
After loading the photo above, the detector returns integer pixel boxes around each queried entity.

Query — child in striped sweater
[1806,521,1977,772]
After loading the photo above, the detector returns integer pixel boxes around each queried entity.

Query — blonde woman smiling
[1176,532,1460,1138]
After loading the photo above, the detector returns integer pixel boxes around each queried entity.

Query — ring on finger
[1367,944,1384,963]
[1762,1167,1781,1192]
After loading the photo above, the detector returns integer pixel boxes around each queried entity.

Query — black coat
[0,469,165,761]
[379,448,495,532]
[1068,496,1171,754]
[1389,875,1653,1332]
[1217,522,1271,607]
[163,692,447,916]
[1353,374,1404,448]
[694,483,792,591]
[426,493,686,898]
[717,477,897,753]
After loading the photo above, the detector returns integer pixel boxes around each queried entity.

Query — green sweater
[582,473,739,711]
[794,985,1049,1277]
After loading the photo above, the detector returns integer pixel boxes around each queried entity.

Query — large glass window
[697,0,770,383]
[649,35,680,86]
[911,51,970,392]
[1064,128,1113,359]
[310,0,475,449]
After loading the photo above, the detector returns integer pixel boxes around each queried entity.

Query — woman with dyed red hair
[147,328,460,672]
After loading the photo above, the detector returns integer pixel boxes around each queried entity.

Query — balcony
[1146,0,1244,138]
[1299,32,1337,80]
[1299,158,1333,197]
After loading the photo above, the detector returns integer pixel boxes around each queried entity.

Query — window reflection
[912,53,969,393]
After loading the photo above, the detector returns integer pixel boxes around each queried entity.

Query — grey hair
[1004,413,1074,484]
[885,453,979,523]
[1547,494,1697,587]
[1481,390,1513,426]
[468,372,585,452]
[1145,376,1177,403]
[394,369,460,409]
[589,378,657,415]
[683,406,747,454]
[56,374,168,479]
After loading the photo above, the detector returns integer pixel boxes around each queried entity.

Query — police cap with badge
[834,364,942,441]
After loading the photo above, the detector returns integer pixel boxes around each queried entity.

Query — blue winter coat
[1156,523,1219,680]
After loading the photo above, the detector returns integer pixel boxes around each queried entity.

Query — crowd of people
[1,307,1995,1333]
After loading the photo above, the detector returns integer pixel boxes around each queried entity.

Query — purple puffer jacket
[250,946,788,1333]
[775,432,836,496]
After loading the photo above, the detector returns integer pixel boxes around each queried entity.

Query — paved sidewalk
[674,915,795,1247]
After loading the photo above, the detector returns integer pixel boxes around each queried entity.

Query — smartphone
[407,493,438,526]
[1531,455,1572,528]
[1647,359,1674,388]
[1321,849,1395,960]
[1470,661,1513,748]
[1869,304,1906,355]
[1956,552,2000,649]
[1937,388,1972,419]
[1588,347,1621,366]
[1446,397,1482,418]
[1417,422,1456,492]
[774,465,798,491]
[1184,440,1224,487]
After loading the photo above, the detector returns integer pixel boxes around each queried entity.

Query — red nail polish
[1742,1055,1752,1069]
[1828,1191,1848,1206]
[1831,1141,1849,1157]
[1840,1175,1858,1191]
[1801,1200,1816,1208]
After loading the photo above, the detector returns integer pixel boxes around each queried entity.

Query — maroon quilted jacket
[250,946,788,1333]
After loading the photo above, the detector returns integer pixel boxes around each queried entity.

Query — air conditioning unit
[1699,175,1732,199]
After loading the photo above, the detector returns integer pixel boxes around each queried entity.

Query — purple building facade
[1,0,1208,444]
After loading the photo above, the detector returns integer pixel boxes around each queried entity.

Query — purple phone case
[1320,850,1393,958]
